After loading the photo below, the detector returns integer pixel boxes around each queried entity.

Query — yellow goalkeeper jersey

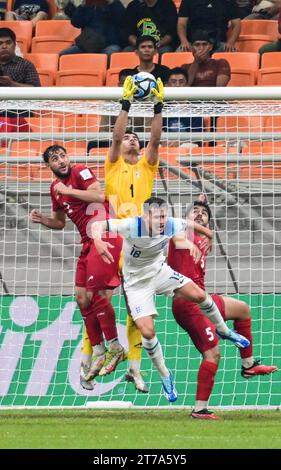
[105,154,159,218]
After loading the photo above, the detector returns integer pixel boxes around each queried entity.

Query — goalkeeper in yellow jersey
[80,75,165,392]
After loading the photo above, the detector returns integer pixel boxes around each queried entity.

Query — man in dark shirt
[177,0,240,53]
[182,30,231,87]
[5,0,49,31]
[122,35,170,83]
[124,0,178,54]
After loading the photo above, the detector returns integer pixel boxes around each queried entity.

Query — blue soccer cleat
[160,370,178,403]
[216,329,250,349]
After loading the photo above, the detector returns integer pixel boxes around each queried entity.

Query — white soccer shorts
[124,263,191,321]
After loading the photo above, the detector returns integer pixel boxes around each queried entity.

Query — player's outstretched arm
[30,208,65,230]
[172,235,202,263]
[109,76,137,164]
[187,219,213,240]
[146,78,164,166]
[91,220,114,264]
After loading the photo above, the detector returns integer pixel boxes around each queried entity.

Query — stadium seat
[10,141,54,158]
[25,53,59,73]
[0,20,33,51]
[106,68,122,86]
[31,37,74,53]
[212,52,259,72]
[240,20,279,37]
[161,52,193,68]
[228,69,256,86]
[59,54,107,80]
[37,70,55,86]
[215,116,265,148]
[26,117,61,133]
[61,115,101,133]
[236,35,276,53]
[261,52,281,69]
[35,20,80,41]
[55,70,104,86]
[110,52,159,68]
[257,68,281,85]
[264,115,281,133]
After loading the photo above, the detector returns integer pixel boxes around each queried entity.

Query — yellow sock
[126,314,142,361]
[81,327,93,355]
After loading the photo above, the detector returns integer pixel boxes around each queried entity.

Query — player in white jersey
[91,197,250,402]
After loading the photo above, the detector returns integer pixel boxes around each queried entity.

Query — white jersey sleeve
[165,217,188,236]
[108,218,136,238]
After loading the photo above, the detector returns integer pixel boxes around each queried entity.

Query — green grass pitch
[0,409,281,449]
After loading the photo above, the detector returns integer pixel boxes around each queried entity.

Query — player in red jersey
[168,197,278,420]
[30,145,126,387]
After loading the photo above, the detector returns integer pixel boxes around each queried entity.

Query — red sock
[234,318,253,359]
[79,301,103,347]
[196,360,218,401]
[92,294,118,342]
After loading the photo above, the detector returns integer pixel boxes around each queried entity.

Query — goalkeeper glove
[120,76,137,112]
[151,77,164,114]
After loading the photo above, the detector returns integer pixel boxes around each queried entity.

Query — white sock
[142,336,169,377]
[108,338,123,352]
[194,400,208,412]
[128,359,141,372]
[242,357,254,368]
[93,342,106,357]
[199,295,230,335]
[81,353,92,367]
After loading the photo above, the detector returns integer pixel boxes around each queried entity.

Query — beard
[52,166,71,179]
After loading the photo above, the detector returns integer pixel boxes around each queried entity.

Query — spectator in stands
[177,0,241,53]
[121,35,170,83]
[0,27,40,87]
[0,0,7,20]
[59,0,125,57]
[259,6,281,54]
[5,0,49,31]
[163,67,203,148]
[123,0,178,54]
[236,1,254,19]
[244,0,281,19]
[53,0,83,19]
[181,30,231,87]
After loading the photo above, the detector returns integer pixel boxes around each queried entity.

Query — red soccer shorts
[172,294,226,354]
[75,234,123,291]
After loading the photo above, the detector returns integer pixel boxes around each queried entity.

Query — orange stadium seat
[264,115,281,132]
[110,52,159,68]
[61,115,101,133]
[10,141,55,158]
[106,68,122,86]
[257,68,281,85]
[261,52,281,68]
[228,69,256,86]
[25,53,59,72]
[240,20,279,37]
[216,116,265,148]
[59,54,107,80]
[236,35,276,53]
[55,70,104,86]
[26,117,61,133]
[212,52,259,72]
[161,52,193,68]
[37,70,55,86]
[35,20,80,40]
[0,21,32,53]
[31,37,74,53]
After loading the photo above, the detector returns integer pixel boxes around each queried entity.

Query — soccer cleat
[125,369,149,393]
[160,370,178,403]
[191,408,220,420]
[99,348,127,376]
[85,353,106,381]
[241,360,278,379]
[216,329,250,349]
[80,363,94,391]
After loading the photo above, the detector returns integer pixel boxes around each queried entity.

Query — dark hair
[123,129,140,144]
[0,28,16,43]
[136,35,158,49]
[168,67,188,81]
[143,196,168,213]
[186,200,211,221]
[191,30,215,45]
[43,144,67,163]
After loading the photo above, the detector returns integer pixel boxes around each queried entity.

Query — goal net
[0,88,280,408]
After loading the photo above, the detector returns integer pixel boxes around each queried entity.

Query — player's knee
[242,302,251,318]
[193,289,206,304]
[75,292,90,309]
[204,347,220,365]
[140,325,155,340]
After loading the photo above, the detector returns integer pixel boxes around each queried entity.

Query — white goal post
[0,86,280,409]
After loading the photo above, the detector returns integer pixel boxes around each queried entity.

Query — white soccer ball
[133,72,157,101]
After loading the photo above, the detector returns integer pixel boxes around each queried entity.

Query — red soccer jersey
[50,164,111,243]
[168,232,206,290]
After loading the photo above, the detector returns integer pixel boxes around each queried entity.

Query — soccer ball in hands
[133,72,157,101]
